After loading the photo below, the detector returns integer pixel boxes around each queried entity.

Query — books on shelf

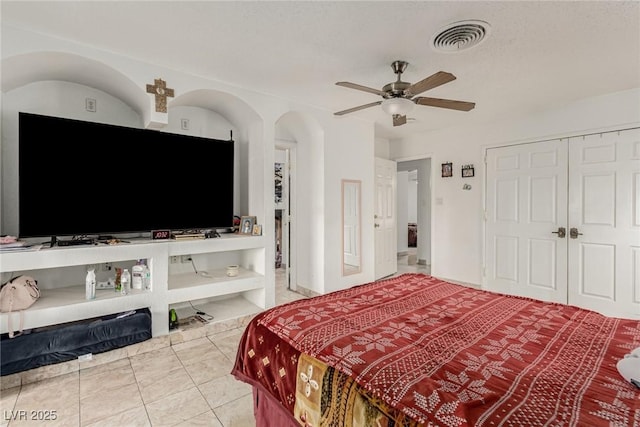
[171,233,205,240]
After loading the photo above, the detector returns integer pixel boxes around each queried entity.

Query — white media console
[0,234,266,337]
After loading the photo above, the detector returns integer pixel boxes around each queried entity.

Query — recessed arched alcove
[169,89,263,218]
[170,89,261,133]
[1,52,148,118]
[1,52,152,235]
[275,111,325,295]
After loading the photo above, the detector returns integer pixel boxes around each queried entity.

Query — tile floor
[1,254,424,427]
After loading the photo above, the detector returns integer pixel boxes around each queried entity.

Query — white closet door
[567,129,640,319]
[485,140,569,303]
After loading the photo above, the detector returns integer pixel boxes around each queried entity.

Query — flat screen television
[18,112,234,239]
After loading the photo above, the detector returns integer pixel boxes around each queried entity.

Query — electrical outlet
[102,262,112,271]
[170,256,180,264]
[181,255,192,263]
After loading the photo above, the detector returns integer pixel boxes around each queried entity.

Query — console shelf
[0,234,266,337]
[1,286,150,333]
[0,241,159,271]
[172,294,263,332]
[168,268,263,303]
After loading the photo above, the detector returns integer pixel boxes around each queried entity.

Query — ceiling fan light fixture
[381,97,414,115]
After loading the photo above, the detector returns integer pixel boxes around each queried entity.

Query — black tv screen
[18,112,234,238]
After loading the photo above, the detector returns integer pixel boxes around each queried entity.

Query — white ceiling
[2,1,639,139]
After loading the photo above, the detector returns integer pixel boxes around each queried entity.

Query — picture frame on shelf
[441,162,453,178]
[240,216,256,235]
[252,224,262,236]
[462,164,475,178]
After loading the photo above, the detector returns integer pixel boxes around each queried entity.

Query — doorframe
[275,140,297,291]
[395,154,434,272]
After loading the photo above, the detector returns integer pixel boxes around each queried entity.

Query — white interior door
[567,129,640,319]
[375,157,397,280]
[485,140,569,303]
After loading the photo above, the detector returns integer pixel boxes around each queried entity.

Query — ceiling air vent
[431,20,490,52]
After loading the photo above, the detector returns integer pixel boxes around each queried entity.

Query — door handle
[551,227,566,238]
[569,227,583,239]
[374,223,380,228]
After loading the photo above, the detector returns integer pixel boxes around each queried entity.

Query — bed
[232,273,640,426]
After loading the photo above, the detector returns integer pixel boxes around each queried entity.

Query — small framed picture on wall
[462,164,475,178]
[441,162,453,178]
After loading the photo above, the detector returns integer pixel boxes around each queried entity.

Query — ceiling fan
[334,60,475,126]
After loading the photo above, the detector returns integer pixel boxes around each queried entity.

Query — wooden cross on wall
[146,78,174,113]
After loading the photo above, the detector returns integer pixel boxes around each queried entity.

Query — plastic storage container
[121,269,131,295]
[85,268,96,300]
[132,261,145,290]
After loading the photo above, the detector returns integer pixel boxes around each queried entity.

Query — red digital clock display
[152,230,171,240]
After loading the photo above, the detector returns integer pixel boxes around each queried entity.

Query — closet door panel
[581,173,615,225]
[579,242,615,299]
[485,140,568,302]
[568,128,640,319]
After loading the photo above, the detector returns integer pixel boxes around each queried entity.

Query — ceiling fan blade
[336,81,387,97]
[392,114,407,127]
[334,100,382,116]
[406,71,456,96]
[414,97,476,111]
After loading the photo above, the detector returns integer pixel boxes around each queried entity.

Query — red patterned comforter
[233,273,640,426]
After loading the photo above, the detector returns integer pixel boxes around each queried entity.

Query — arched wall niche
[0,52,151,235]
[275,111,326,294]
[2,52,148,119]
[170,89,261,132]
[0,79,144,235]
[169,89,263,220]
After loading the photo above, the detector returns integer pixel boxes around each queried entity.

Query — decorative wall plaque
[441,162,453,178]
[146,78,174,113]
[461,164,475,178]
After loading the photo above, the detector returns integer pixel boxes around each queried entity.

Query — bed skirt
[253,387,299,427]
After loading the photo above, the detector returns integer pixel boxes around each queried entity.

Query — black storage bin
[1,308,152,376]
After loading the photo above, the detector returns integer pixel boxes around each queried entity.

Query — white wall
[323,118,375,293]
[374,136,390,159]
[390,88,640,285]
[1,24,378,303]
